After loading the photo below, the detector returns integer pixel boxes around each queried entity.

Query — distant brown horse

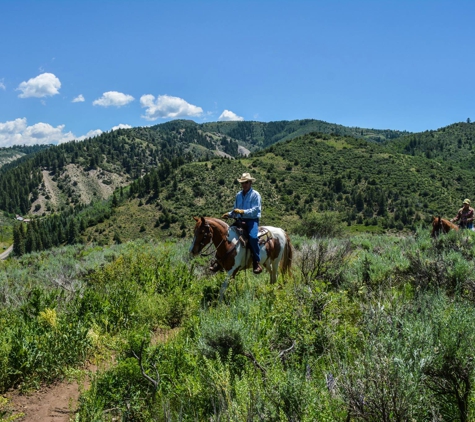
[431,216,459,237]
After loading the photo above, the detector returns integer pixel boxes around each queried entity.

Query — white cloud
[75,129,103,142]
[17,73,61,98]
[72,94,85,103]
[0,118,75,147]
[0,80,5,90]
[93,91,134,107]
[218,110,244,122]
[140,94,203,120]
[111,124,132,131]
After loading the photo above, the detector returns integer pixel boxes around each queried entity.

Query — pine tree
[355,192,364,212]
[13,223,25,256]
[67,219,79,244]
[25,223,36,254]
[377,193,387,216]
[113,231,122,244]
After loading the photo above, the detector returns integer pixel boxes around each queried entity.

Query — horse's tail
[280,232,293,275]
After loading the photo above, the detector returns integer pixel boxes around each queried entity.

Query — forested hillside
[0,119,410,218]
[385,121,475,169]
[12,130,475,256]
[0,144,50,168]
[0,128,190,216]
[202,119,410,150]
[133,132,473,236]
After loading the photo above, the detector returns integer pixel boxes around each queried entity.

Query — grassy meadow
[2,227,475,420]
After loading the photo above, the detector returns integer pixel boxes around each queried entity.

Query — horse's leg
[262,240,279,284]
[271,258,280,284]
[263,259,273,282]
[220,261,241,302]
[219,276,230,303]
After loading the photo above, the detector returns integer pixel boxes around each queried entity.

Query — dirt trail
[5,330,175,420]
[5,364,98,422]
[6,380,83,421]
[5,377,87,422]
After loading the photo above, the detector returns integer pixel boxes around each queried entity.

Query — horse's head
[189,216,213,255]
[431,216,442,238]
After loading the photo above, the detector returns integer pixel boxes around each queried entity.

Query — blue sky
[1,0,474,147]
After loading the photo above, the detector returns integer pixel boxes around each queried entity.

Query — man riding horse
[451,198,475,229]
[209,172,263,274]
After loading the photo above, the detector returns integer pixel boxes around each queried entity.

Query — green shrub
[421,298,475,421]
[293,212,345,238]
[199,319,245,360]
[297,238,352,287]
[6,227,475,419]
[0,319,11,393]
[4,311,90,391]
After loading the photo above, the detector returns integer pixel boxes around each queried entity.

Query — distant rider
[451,198,475,229]
[210,172,263,274]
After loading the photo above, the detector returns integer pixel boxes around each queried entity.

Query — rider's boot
[209,260,221,273]
[253,261,262,274]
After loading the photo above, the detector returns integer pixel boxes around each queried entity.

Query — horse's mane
[206,217,230,231]
[443,218,458,228]
[434,216,457,229]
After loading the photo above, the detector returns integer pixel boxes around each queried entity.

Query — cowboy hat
[237,172,256,183]
[463,198,471,205]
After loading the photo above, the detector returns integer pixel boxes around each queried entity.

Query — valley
[2,118,475,421]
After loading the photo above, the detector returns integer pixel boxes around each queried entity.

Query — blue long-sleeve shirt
[228,188,262,219]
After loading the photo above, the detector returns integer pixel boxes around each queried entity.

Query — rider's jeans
[243,219,260,262]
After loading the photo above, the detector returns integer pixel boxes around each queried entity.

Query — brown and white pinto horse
[431,216,459,237]
[189,217,292,292]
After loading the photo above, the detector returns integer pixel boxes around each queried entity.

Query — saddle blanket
[258,227,273,244]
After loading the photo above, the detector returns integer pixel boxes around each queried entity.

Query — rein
[200,238,225,256]
[197,222,237,261]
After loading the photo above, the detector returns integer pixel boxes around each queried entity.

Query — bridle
[192,222,222,256]
[194,221,238,262]
[436,218,443,233]
[195,222,212,252]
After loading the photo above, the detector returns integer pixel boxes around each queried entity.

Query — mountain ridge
[4,118,475,254]
[10,126,475,254]
[0,119,410,216]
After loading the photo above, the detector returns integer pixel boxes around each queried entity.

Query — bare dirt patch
[4,361,102,422]
[30,165,129,215]
[238,145,251,156]
[5,379,85,422]
[64,164,126,205]
[0,153,23,168]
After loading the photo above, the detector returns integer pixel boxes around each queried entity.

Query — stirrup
[253,262,262,274]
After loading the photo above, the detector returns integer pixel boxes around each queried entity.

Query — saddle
[231,220,273,248]
[209,221,271,273]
